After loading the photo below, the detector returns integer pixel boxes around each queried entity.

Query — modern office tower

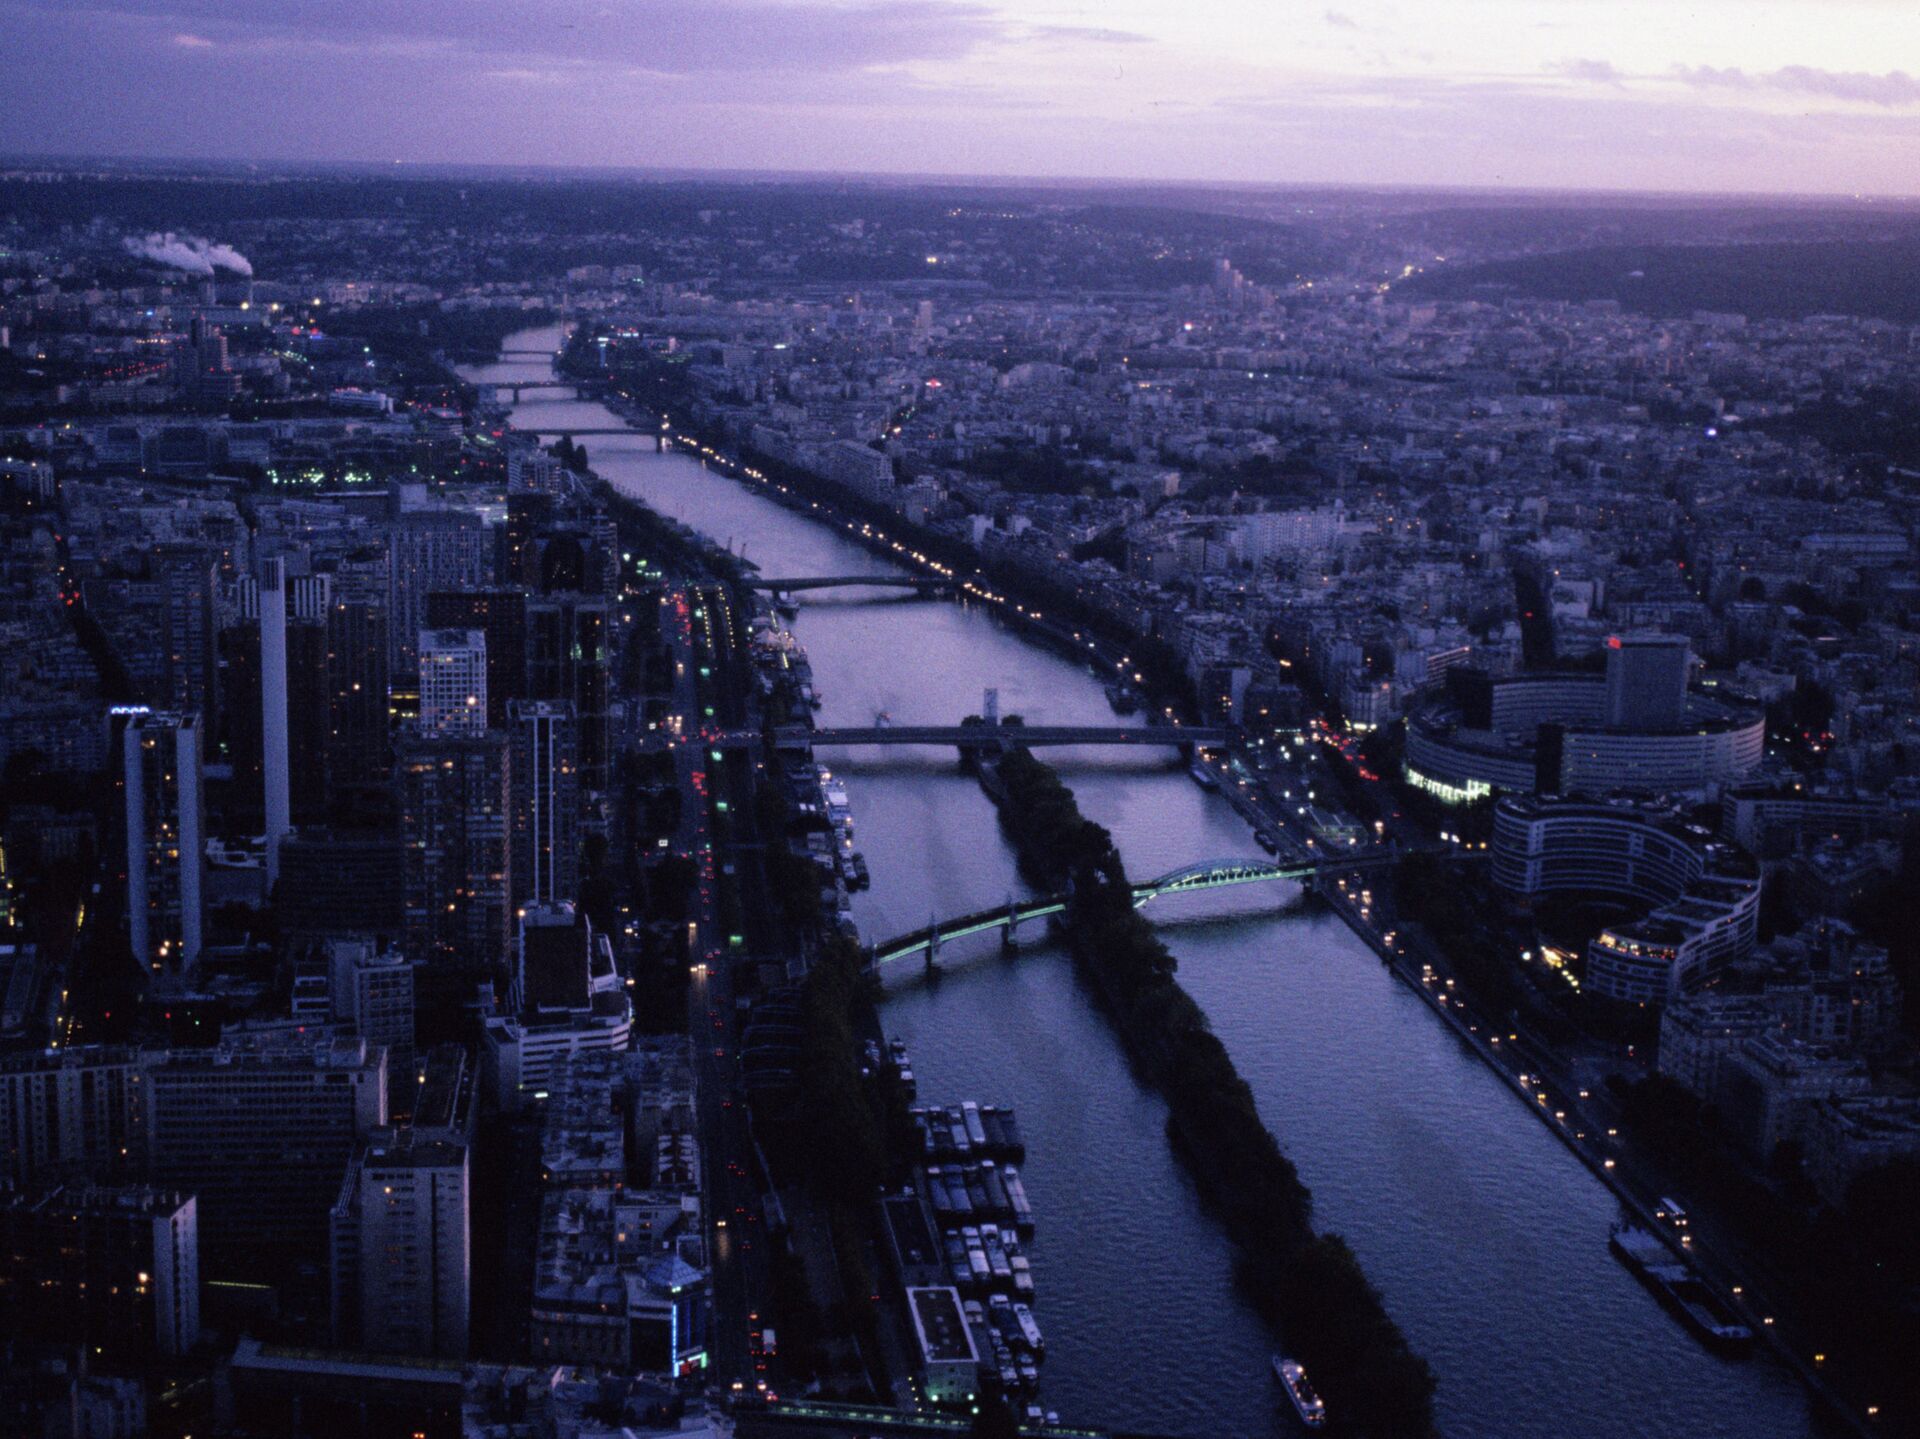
[418,629,489,736]
[501,493,556,590]
[397,730,512,981]
[321,936,416,1082]
[426,588,527,726]
[506,496,620,599]
[0,1185,200,1360]
[505,444,565,496]
[387,510,492,678]
[329,1126,469,1358]
[1605,632,1692,731]
[0,1047,147,1187]
[144,1033,386,1280]
[483,904,630,1110]
[331,543,392,617]
[152,544,220,722]
[276,828,405,937]
[527,594,610,793]
[287,616,332,825]
[288,570,333,622]
[324,596,391,811]
[260,557,292,885]
[509,700,579,911]
[124,711,204,975]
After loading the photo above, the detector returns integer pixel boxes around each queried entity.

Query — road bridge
[745,575,955,594]
[779,724,1233,750]
[488,379,581,400]
[869,852,1398,968]
[496,427,645,438]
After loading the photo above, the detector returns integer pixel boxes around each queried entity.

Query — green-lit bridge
[869,852,1397,968]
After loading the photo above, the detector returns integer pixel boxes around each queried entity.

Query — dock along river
[468,329,1816,1439]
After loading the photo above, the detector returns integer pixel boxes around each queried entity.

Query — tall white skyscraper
[260,557,292,885]
[124,711,204,973]
[419,629,489,735]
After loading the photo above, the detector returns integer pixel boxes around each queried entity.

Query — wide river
[469,329,1815,1438]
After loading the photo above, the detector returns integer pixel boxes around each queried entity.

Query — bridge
[497,427,646,438]
[870,853,1397,968]
[488,379,581,400]
[496,348,562,357]
[770,723,1233,750]
[745,574,955,594]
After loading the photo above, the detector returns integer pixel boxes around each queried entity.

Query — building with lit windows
[0,1184,199,1361]
[1492,796,1761,1003]
[330,1126,469,1358]
[144,1033,386,1281]
[122,711,204,975]
[418,629,489,736]
[1405,638,1763,803]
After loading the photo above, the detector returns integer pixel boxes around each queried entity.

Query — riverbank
[988,749,1436,1437]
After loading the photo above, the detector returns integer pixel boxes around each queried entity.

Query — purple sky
[3,0,1917,196]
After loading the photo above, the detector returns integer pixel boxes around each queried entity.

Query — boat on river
[1610,1224,1754,1356]
[1271,1356,1326,1428]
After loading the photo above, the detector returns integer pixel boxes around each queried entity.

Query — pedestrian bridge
[869,852,1395,967]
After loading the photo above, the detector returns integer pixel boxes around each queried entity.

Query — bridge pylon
[1001,894,1021,953]
[924,917,941,975]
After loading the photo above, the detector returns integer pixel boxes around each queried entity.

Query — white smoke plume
[123,231,254,277]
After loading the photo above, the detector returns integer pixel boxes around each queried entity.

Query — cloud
[1029,25,1153,46]
[1324,10,1358,29]
[11,0,1008,76]
[1555,58,1623,87]
[171,32,213,48]
[1676,64,1920,107]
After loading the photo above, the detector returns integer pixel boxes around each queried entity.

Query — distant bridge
[498,427,647,438]
[746,575,955,594]
[489,380,581,400]
[496,348,562,357]
[773,723,1234,750]
[870,853,1397,967]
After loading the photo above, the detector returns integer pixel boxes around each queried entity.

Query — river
[466,327,1816,1439]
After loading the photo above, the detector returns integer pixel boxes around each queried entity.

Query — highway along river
[468,329,1816,1439]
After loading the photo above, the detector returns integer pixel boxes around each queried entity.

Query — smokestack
[261,557,291,886]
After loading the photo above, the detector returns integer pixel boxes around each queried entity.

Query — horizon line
[4,150,1920,211]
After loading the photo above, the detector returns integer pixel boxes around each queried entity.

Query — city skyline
[1,0,1918,198]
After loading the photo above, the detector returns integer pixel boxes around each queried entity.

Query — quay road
[656,579,779,1402]
[1194,740,1872,1435]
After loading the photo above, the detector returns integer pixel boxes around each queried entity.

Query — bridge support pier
[1000,896,1021,953]
[923,920,941,975]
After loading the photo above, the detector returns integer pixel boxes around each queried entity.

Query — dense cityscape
[0,156,1918,1439]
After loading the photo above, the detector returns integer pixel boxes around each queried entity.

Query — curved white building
[1406,640,1763,803]
[1492,797,1761,1004]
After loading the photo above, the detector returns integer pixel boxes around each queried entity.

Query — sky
[2,0,1917,197]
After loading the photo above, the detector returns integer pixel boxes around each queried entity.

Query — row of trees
[993,749,1436,1436]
